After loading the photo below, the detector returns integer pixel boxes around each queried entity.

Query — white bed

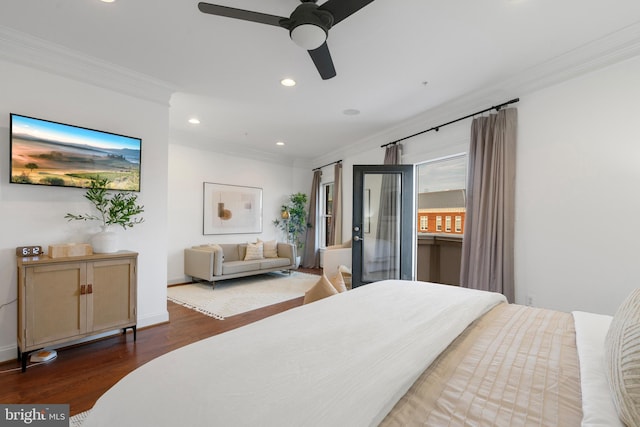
[82,281,638,427]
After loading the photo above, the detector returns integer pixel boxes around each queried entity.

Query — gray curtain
[373,144,402,280]
[328,162,343,246]
[384,143,401,165]
[460,108,517,302]
[302,170,322,268]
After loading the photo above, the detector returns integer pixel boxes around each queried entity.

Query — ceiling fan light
[290,24,327,50]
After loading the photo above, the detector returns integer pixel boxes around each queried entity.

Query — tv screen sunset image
[10,114,141,191]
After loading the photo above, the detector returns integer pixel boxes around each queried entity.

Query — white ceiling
[2,1,640,165]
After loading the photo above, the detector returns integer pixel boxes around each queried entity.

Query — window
[319,182,334,248]
[455,216,462,233]
[420,215,428,231]
[416,154,467,235]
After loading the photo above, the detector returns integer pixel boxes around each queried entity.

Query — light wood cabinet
[17,251,137,371]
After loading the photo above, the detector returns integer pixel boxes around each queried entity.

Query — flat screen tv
[10,113,141,191]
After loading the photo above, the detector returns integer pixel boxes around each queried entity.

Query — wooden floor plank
[0,293,306,416]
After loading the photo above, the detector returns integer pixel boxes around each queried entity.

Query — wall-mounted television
[10,113,141,191]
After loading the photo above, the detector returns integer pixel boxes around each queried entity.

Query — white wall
[514,55,640,315]
[0,60,170,362]
[332,55,640,315]
[167,143,310,284]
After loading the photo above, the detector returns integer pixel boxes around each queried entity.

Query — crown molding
[169,129,301,167]
[0,25,176,106]
[311,21,640,166]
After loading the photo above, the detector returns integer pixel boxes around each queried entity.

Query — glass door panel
[352,165,414,288]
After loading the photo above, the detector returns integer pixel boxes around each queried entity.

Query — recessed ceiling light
[188,118,200,124]
[280,78,296,87]
[100,0,116,3]
[343,109,360,116]
[276,141,285,146]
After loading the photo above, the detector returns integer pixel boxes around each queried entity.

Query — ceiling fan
[197,0,375,80]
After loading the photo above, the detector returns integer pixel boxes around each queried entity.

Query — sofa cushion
[192,244,219,252]
[260,258,291,270]
[258,239,278,258]
[219,244,241,262]
[222,260,262,275]
[244,242,264,260]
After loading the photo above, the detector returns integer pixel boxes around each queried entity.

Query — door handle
[353,225,363,242]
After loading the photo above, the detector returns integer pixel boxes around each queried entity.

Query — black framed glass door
[352,165,414,288]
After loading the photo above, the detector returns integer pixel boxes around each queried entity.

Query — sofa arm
[184,246,224,281]
[277,242,296,265]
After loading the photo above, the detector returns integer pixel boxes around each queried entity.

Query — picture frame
[203,183,263,235]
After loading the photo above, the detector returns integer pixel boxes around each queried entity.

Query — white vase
[91,226,118,253]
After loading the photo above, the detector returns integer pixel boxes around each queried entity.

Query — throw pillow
[303,274,338,304]
[604,288,640,427]
[258,239,278,258]
[244,241,264,261]
[330,271,347,293]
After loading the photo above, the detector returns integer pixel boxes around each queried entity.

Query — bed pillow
[244,241,264,261]
[258,239,278,258]
[604,288,640,427]
[303,274,338,304]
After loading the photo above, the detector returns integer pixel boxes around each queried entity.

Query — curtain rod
[312,159,342,171]
[381,98,520,148]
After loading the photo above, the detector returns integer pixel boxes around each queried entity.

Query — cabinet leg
[21,352,28,373]
[122,326,137,341]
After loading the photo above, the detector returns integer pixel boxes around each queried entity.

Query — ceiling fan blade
[318,0,375,26]
[308,42,337,80]
[197,2,286,27]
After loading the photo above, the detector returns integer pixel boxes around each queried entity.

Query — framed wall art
[203,183,263,235]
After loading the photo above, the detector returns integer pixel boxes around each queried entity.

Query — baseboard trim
[137,310,169,329]
[0,343,18,364]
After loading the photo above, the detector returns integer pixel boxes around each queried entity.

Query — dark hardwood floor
[0,277,314,416]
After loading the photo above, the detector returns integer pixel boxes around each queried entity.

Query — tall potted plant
[65,176,144,253]
[273,192,309,265]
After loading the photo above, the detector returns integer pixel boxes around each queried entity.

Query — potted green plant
[65,176,144,253]
[273,192,309,265]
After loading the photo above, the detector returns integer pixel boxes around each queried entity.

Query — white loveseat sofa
[184,241,296,283]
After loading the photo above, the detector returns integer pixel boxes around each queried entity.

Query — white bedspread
[84,280,506,427]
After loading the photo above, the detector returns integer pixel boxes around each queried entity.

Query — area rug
[70,410,90,427]
[167,271,319,319]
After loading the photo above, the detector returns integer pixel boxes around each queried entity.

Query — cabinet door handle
[88,284,93,294]
[80,285,86,295]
